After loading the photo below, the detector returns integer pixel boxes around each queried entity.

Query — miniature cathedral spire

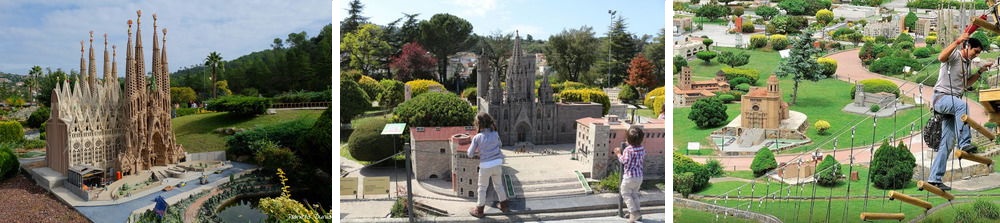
[104,33,111,83]
[151,13,160,91]
[161,28,169,94]
[88,31,97,89]
[80,40,85,79]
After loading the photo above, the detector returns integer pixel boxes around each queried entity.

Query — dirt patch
[0,174,90,223]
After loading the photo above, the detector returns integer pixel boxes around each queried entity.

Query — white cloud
[449,0,497,18]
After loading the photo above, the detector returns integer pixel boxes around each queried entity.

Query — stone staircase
[510,177,588,199]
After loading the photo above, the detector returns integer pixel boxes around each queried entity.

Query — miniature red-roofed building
[575,115,665,180]
[408,126,476,181]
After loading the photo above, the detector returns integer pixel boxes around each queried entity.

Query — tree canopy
[418,13,475,84]
[545,26,599,82]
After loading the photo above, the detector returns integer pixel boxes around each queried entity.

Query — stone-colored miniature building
[853,84,897,109]
[450,133,481,198]
[477,32,603,146]
[575,115,665,180]
[673,17,693,35]
[673,66,728,107]
[408,126,476,180]
[673,36,707,58]
[47,12,185,179]
[740,75,789,129]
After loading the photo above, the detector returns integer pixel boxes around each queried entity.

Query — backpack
[923,112,946,151]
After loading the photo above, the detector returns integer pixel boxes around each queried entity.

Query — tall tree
[204,52,224,98]
[718,51,750,67]
[390,42,437,82]
[594,16,638,87]
[340,0,369,35]
[756,6,779,20]
[544,26,599,82]
[341,24,393,78]
[642,28,666,84]
[776,32,827,105]
[418,13,474,84]
[626,53,656,94]
[28,66,42,104]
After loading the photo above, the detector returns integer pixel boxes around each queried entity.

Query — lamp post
[608,10,616,88]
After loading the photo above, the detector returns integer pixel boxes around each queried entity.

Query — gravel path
[0,174,89,223]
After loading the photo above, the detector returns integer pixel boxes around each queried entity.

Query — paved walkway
[692,49,989,171]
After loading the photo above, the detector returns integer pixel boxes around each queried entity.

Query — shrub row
[207,96,272,117]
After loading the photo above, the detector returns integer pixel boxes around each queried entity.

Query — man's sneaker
[929,182,952,191]
[961,145,979,153]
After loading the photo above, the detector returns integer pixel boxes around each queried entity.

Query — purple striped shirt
[618,145,645,179]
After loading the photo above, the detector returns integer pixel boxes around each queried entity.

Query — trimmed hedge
[750,34,768,49]
[913,47,933,58]
[817,57,838,77]
[0,121,23,144]
[404,79,444,98]
[225,119,313,159]
[273,90,332,103]
[358,75,383,102]
[348,116,396,162]
[207,96,272,117]
[869,57,920,75]
[674,153,710,193]
[378,79,405,109]
[559,89,611,115]
[391,92,475,127]
[721,67,761,85]
[869,140,916,189]
[849,78,900,99]
[770,34,789,51]
[750,147,777,177]
[644,86,666,109]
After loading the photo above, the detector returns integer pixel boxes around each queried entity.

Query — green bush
[378,79,405,109]
[341,80,371,123]
[974,200,1000,219]
[404,79,445,98]
[22,139,46,149]
[170,87,197,105]
[225,119,313,159]
[688,97,728,128]
[869,56,921,75]
[644,87,666,108]
[870,104,881,112]
[599,171,622,192]
[674,172,695,198]
[770,34,789,51]
[742,21,755,33]
[721,67,761,85]
[729,77,754,88]
[206,95,272,117]
[341,69,363,82]
[273,90,332,103]
[559,89,611,115]
[674,153,710,192]
[175,108,198,117]
[0,121,23,144]
[253,141,300,171]
[705,159,724,177]
[815,155,841,186]
[913,47,933,58]
[391,92,475,127]
[817,57,838,77]
[26,106,50,128]
[750,34,768,48]
[696,51,718,63]
[718,94,736,103]
[347,117,396,162]
[955,206,979,223]
[357,75,383,102]
[618,84,639,105]
[0,143,19,180]
[736,83,751,92]
[850,78,900,99]
[653,96,666,117]
[750,147,777,177]
[869,141,915,189]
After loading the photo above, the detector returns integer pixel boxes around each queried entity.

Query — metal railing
[269,101,330,109]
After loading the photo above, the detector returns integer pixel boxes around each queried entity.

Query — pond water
[217,197,268,223]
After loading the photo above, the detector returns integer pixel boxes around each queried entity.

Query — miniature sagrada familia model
[476,32,602,145]
[46,11,185,177]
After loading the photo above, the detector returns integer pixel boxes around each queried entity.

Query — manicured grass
[704,197,950,223]
[635,108,657,118]
[692,17,728,26]
[699,166,920,197]
[725,170,755,180]
[172,110,323,153]
[686,47,783,81]
[673,207,756,223]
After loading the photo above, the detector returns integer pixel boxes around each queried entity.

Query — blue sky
[337,0,665,39]
[0,0,330,74]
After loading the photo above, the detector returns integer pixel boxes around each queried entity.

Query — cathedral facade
[46,11,185,177]
[477,33,603,146]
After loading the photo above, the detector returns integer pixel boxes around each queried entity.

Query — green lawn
[703,197,950,223]
[692,17,729,26]
[172,110,324,153]
[725,170,755,180]
[675,47,929,154]
[673,207,756,223]
[699,166,921,197]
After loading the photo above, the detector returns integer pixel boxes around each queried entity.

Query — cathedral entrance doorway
[152,132,169,166]
[516,122,531,143]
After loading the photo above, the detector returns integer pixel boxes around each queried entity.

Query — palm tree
[204,52,223,98]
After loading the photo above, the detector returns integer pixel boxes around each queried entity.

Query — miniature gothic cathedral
[46,11,185,176]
